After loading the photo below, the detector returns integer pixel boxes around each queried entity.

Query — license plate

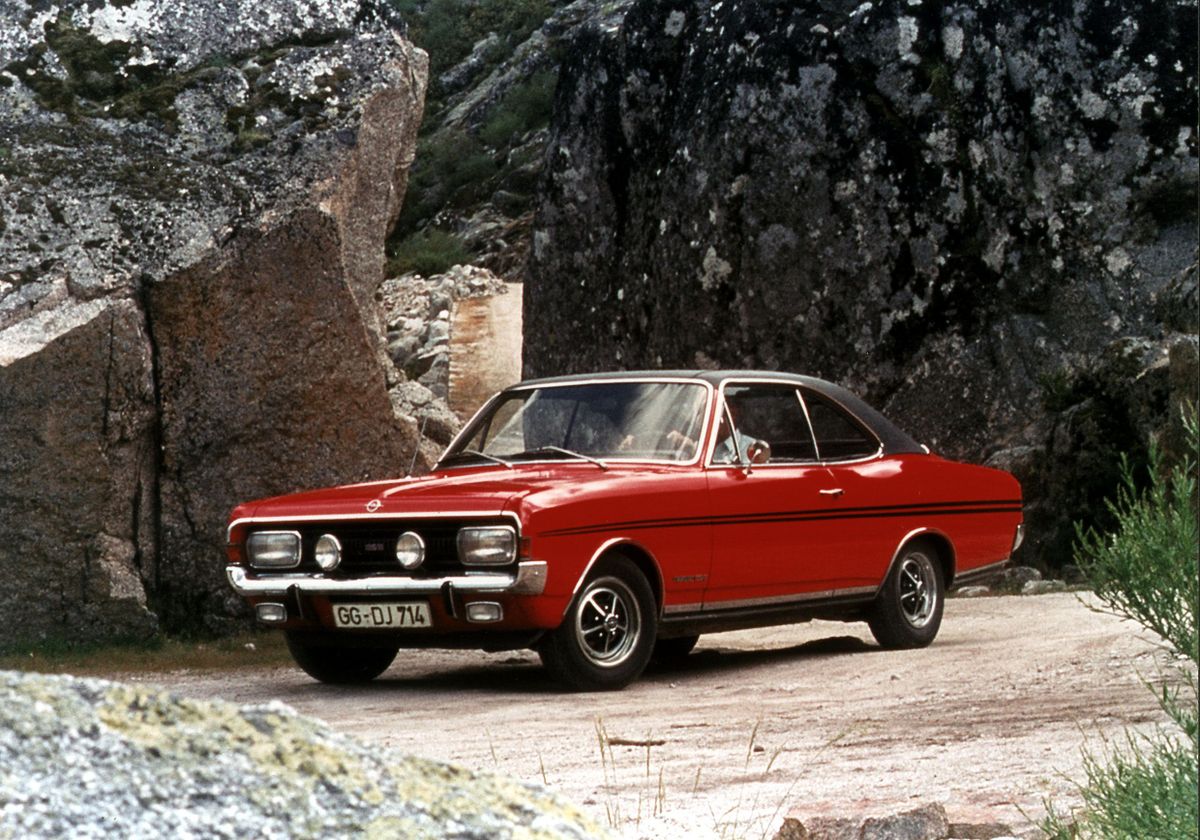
[332,602,431,629]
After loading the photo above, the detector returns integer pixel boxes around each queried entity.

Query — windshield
[444,381,709,465]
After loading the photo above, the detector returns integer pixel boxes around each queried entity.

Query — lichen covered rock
[0,670,606,839]
[0,0,429,642]
[526,0,1198,567]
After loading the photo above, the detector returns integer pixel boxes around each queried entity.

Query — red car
[226,371,1023,690]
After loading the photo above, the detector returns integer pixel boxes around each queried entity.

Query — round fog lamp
[395,531,425,569]
[314,534,342,571]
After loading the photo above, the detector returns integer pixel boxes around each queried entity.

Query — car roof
[508,370,924,455]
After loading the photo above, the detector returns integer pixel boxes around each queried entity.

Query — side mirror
[739,440,771,473]
[748,440,771,464]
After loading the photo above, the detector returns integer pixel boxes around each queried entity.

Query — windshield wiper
[524,446,608,470]
[441,448,514,469]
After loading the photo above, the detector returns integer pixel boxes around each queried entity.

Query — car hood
[236,464,638,521]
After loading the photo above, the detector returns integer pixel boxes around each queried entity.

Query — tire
[539,556,657,691]
[868,542,944,649]
[285,632,398,684]
[653,634,699,663]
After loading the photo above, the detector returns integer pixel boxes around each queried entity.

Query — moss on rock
[0,670,606,838]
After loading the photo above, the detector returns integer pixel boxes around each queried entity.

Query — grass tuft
[0,632,292,676]
[387,228,473,277]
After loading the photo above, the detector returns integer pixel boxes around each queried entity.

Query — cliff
[525,0,1198,567]
[0,0,428,643]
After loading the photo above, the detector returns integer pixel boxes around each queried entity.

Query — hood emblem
[366,499,382,512]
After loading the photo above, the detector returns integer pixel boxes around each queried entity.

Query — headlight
[314,534,342,571]
[246,531,301,569]
[395,531,425,569]
[457,526,517,566]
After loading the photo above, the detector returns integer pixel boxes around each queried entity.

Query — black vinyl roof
[509,370,924,455]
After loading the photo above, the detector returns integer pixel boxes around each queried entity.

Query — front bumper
[226,560,548,597]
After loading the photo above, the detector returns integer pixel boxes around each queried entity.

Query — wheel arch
[884,528,956,589]
[566,537,664,619]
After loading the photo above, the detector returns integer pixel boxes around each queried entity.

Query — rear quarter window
[803,391,880,461]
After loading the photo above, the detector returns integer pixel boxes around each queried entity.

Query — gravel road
[123,593,1172,838]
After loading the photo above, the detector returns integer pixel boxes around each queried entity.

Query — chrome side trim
[440,377,718,469]
[226,560,548,597]
[227,511,521,545]
[880,527,953,588]
[511,560,548,595]
[794,388,822,461]
[951,558,1011,588]
[561,537,668,622]
[568,537,637,602]
[708,378,885,468]
[667,586,878,615]
[796,385,885,463]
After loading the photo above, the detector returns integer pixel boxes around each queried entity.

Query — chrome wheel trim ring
[898,551,937,629]
[574,576,641,668]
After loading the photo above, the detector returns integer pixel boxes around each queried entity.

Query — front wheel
[285,632,398,684]
[539,556,657,691]
[868,542,944,649]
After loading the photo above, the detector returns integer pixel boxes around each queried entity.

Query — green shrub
[393,0,552,78]
[1075,420,1198,664]
[479,70,556,148]
[387,228,472,277]
[1042,729,1198,840]
[393,129,497,232]
[1044,409,1198,839]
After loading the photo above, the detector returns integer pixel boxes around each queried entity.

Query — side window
[802,391,879,461]
[715,385,817,463]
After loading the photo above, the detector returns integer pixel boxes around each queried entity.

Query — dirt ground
[122,592,1174,839]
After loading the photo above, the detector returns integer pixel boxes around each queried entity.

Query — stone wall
[525,0,1199,568]
[0,0,429,643]
[381,264,512,452]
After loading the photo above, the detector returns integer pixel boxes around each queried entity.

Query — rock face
[390,0,633,280]
[526,0,1198,568]
[0,1,429,642]
[0,670,606,839]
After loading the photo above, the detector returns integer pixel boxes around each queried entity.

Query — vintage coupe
[226,371,1023,690]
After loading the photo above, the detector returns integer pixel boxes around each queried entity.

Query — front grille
[253,520,512,577]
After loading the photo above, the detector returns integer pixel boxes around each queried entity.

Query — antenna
[407,414,429,476]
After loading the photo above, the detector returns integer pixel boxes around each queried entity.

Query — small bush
[394,0,553,78]
[479,70,556,148]
[1074,422,1198,664]
[387,228,472,277]
[393,129,497,233]
[1043,728,1198,840]
[1043,409,1198,839]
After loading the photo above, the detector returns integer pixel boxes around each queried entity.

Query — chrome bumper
[226,561,547,597]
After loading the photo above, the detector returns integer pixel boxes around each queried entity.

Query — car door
[799,387,907,588]
[703,382,849,607]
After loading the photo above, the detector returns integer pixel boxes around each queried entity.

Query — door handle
[819,488,844,497]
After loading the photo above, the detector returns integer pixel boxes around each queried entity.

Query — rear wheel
[285,632,398,684]
[539,556,656,691]
[868,542,944,649]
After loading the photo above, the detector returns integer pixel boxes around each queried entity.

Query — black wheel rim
[898,551,937,628]
[574,576,641,668]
